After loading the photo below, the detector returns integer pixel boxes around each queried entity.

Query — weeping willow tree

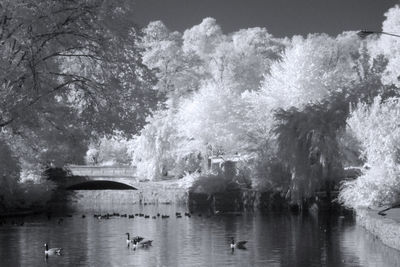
[273,94,349,206]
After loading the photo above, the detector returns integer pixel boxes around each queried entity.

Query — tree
[369,5,400,87]
[259,33,361,110]
[339,97,400,208]
[0,0,158,193]
[0,138,20,210]
[274,94,349,205]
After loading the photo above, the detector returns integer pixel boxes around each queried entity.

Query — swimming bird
[140,240,153,247]
[125,233,133,247]
[132,239,152,249]
[230,238,247,250]
[44,243,62,256]
[130,237,149,250]
[133,236,144,243]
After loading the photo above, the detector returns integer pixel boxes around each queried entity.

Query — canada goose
[130,237,146,250]
[132,239,152,249]
[44,243,62,256]
[133,236,144,243]
[140,240,153,247]
[230,238,247,250]
[125,233,132,246]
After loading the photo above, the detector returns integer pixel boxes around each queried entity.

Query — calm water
[1,190,400,267]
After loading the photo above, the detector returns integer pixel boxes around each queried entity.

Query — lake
[1,190,400,266]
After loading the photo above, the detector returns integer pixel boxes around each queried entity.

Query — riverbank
[356,207,400,251]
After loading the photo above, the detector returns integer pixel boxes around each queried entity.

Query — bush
[339,97,400,208]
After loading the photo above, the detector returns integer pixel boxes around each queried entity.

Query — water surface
[1,190,399,266]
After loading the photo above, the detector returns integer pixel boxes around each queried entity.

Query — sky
[132,0,399,37]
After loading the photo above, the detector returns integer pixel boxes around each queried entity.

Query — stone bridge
[66,165,139,189]
[65,165,188,204]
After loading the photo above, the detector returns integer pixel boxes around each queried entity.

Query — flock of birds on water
[0,211,247,257]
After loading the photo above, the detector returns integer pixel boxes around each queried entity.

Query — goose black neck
[45,244,48,250]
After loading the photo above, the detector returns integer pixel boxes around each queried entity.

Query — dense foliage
[3,2,400,211]
[0,0,159,211]
[129,6,400,209]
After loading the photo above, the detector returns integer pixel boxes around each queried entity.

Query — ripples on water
[1,190,400,266]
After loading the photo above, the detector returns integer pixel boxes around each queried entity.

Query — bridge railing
[67,165,136,177]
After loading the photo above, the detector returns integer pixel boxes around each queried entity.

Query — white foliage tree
[259,33,361,110]
[369,5,400,87]
[339,97,400,208]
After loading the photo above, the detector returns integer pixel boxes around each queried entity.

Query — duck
[44,243,62,256]
[230,238,247,250]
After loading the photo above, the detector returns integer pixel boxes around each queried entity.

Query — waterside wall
[356,208,400,251]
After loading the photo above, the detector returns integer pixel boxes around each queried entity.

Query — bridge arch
[66,180,137,190]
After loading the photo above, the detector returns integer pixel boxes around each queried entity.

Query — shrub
[339,97,400,208]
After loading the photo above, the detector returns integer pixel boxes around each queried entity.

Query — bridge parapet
[67,165,136,177]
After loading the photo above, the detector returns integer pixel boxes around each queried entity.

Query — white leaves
[340,97,400,207]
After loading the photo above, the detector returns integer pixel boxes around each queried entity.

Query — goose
[140,240,153,247]
[125,233,131,246]
[230,238,247,250]
[132,239,152,249]
[44,243,62,256]
[126,233,144,246]
[133,236,144,243]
